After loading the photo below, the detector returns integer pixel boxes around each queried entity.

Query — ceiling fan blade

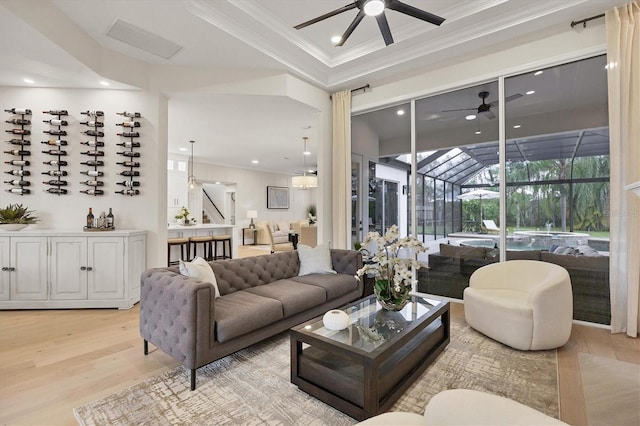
[294,3,357,30]
[335,9,365,46]
[376,12,394,46]
[441,108,477,112]
[387,0,445,26]
[488,93,524,107]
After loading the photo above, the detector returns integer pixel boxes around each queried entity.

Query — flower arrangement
[174,206,192,224]
[355,225,427,310]
[307,204,317,225]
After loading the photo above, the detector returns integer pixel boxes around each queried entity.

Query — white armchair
[463,260,572,351]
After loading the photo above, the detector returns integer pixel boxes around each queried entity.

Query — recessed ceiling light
[331,35,342,44]
[526,90,535,95]
[303,151,311,156]
[179,147,187,152]
[215,181,221,185]
[363,0,385,16]
[475,131,482,135]
[534,70,543,76]
[397,109,405,116]
[252,160,259,164]
[100,81,110,86]
[513,124,522,129]
[465,114,477,121]
[23,78,34,84]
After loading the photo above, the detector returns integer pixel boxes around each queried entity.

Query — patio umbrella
[457,189,500,222]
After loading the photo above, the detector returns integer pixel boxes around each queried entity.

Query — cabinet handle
[87,266,93,271]
[1,267,8,271]
[81,266,87,271]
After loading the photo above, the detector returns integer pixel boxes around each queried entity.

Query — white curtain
[606,1,640,337]
[332,90,352,249]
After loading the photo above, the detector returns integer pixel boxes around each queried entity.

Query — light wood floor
[1,246,638,425]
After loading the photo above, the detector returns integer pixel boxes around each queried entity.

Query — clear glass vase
[374,280,410,311]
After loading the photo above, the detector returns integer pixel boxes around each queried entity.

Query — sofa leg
[143,339,148,355]
[191,369,196,391]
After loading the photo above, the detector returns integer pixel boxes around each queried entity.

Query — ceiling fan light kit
[294,0,445,47]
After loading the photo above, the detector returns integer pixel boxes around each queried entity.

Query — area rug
[74,321,559,425]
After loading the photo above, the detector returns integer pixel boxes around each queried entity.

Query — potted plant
[174,206,193,225]
[307,205,317,225]
[0,204,39,231]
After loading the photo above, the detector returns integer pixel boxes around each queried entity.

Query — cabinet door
[88,237,124,299]
[168,171,188,208]
[10,237,48,300]
[50,237,87,300]
[0,237,9,301]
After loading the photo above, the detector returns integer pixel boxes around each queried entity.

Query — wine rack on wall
[115,111,141,196]
[42,109,70,195]
[79,110,105,196]
[4,108,33,195]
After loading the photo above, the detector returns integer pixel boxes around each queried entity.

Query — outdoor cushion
[244,280,326,317]
[214,291,283,342]
[291,273,359,300]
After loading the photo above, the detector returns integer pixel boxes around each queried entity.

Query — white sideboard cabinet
[0,230,146,310]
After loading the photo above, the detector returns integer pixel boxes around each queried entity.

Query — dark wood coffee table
[290,295,450,420]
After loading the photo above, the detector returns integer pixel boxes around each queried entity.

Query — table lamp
[247,210,258,228]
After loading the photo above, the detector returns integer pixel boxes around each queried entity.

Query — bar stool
[167,237,190,266]
[212,234,232,260]
[189,235,214,261]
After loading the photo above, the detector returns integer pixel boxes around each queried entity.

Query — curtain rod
[570,13,604,28]
[330,84,370,99]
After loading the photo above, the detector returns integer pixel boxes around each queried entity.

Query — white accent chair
[464,260,572,351]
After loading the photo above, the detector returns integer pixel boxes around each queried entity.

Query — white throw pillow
[276,221,290,232]
[298,243,337,276]
[179,256,221,298]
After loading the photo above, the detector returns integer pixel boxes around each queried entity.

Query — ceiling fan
[294,0,445,47]
[442,91,523,120]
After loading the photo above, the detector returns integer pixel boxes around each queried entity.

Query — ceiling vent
[106,19,183,60]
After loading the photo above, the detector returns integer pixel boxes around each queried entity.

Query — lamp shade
[246,210,258,219]
[292,175,318,189]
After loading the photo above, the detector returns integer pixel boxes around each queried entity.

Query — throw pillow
[276,221,290,232]
[179,256,221,298]
[298,243,337,276]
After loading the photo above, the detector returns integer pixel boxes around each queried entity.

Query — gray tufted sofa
[140,249,363,390]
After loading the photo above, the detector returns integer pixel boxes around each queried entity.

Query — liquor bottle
[81,180,104,186]
[116,141,140,148]
[116,131,139,138]
[80,170,104,177]
[116,111,141,118]
[81,130,104,137]
[80,160,104,167]
[43,109,68,115]
[43,160,67,166]
[45,188,68,194]
[116,121,140,128]
[5,129,30,135]
[4,179,30,186]
[80,140,104,147]
[80,150,105,156]
[41,139,68,146]
[116,151,140,157]
[6,160,30,166]
[43,119,68,126]
[5,169,30,176]
[116,180,140,187]
[86,208,94,228]
[116,189,140,195]
[6,188,30,194]
[80,110,104,117]
[116,161,140,167]
[4,149,31,156]
[4,108,32,115]
[119,170,140,177]
[43,129,67,136]
[107,208,114,228]
[5,139,31,146]
[5,118,31,125]
[42,149,67,156]
[79,120,104,127]
[42,170,68,177]
[80,189,104,195]
[43,180,68,186]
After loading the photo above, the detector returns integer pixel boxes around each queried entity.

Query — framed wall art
[267,186,289,209]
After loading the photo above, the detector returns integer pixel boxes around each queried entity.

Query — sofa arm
[140,268,216,370]
[330,249,363,275]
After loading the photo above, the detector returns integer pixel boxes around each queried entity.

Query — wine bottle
[5,129,30,135]
[42,170,68,177]
[6,188,30,194]
[43,119,68,126]
[79,120,104,127]
[119,170,140,177]
[116,161,140,167]
[4,179,30,186]
[80,140,104,147]
[116,189,140,195]
[116,111,141,118]
[5,118,31,125]
[43,129,67,136]
[116,180,140,187]
[81,180,104,187]
[5,169,30,176]
[4,149,30,156]
[43,180,68,186]
[116,141,140,148]
[41,139,68,146]
[4,108,32,115]
[42,149,68,156]
[80,170,104,177]
[43,109,68,115]
[107,208,114,228]
[80,110,104,117]
[80,160,104,167]
[86,208,94,228]
[45,188,68,194]
[81,189,104,195]
[116,121,140,128]
[116,131,139,138]
[5,139,31,146]
[43,160,67,166]
[80,150,105,156]
[116,151,140,157]
[6,160,30,166]
[81,130,104,137]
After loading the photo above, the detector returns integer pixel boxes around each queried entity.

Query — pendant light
[292,137,318,189]
[188,140,197,190]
